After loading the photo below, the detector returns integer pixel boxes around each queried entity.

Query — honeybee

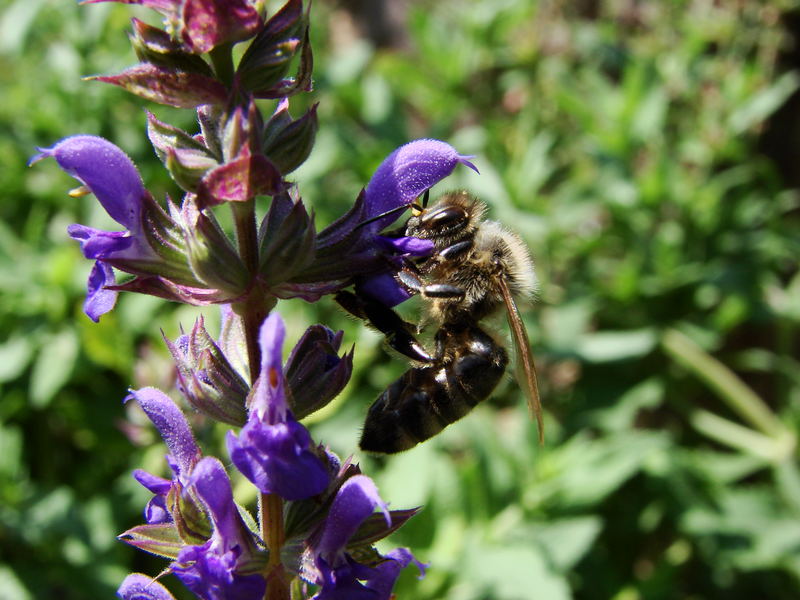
[337,191,542,453]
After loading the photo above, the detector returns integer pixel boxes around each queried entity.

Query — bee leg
[437,240,473,261]
[397,269,465,300]
[334,290,432,363]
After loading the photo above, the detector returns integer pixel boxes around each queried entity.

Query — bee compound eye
[420,205,469,231]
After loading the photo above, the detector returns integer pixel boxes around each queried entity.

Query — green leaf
[29,328,78,408]
[530,516,603,571]
[0,334,34,382]
[577,328,657,362]
[465,543,570,600]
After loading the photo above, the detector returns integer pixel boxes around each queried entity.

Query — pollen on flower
[269,367,279,387]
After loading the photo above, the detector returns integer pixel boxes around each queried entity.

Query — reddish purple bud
[196,147,285,206]
[181,0,262,54]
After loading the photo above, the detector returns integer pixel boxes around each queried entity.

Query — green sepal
[237,0,306,95]
[184,205,250,293]
[263,101,318,174]
[170,484,212,545]
[347,507,421,548]
[118,523,185,559]
[130,18,214,76]
[258,192,316,285]
[165,315,249,426]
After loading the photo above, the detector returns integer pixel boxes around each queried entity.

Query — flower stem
[262,491,289,600]
[232,200,272,383]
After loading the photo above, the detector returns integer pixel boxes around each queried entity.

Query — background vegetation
[2,0,799,598]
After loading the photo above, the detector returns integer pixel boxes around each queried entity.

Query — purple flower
[31,135,156,321]
[117,573,177,600]
[132,469,172,524]
[126,387,202,522]
[226,313,330,500]
[313,139,478,307]
[358,139,479,305]
[364,139,478,232]
[171,457,266,600]
[309,475,425,600]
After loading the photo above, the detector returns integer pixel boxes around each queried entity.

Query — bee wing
[498,276,543,445]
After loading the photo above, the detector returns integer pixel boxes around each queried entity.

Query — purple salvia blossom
[313,139,478,307]
[226,313,330,500]
[117,573,177,600]
[364,139,478,232]
[358,138,478,306]
[132,469,172,524]
[171,457,266,600]
[309,475,425,599]
[30,135,156,320]
[126,387,202,520]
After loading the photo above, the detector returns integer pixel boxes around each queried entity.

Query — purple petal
[32,135,146,230]
[173,544,266,600]
[188,457,239,550]
[127,387,201,481]
[117,573,177,600]
[253,312,287,422]
[173,457,266,600]
[316,475,390,559]
[133,469,172,495]
[67,224,135,259]
[226,418,329,500]
[355,272,412,307]
[313,556,381,600]
[84,261,119,322]
[364,139,478,231]
[374,235,435,256]
[366,548,427,597]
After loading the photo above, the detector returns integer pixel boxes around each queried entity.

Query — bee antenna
[354,203,413,230]
[422,189,430,207]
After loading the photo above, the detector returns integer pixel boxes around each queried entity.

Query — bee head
[406,191,486,246]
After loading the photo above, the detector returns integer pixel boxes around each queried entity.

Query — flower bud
[130,18,214,76]
[285,325,353,419]
[262,100,318,174]
[182,201,250,293]
[165,316,249,427]
[237,0,307,96]
[258,192,316,286]
[147,112,219,193]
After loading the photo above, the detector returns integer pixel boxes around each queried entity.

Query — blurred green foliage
[2,0,800,598]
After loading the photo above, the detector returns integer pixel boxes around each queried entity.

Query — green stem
[262,492,289,600]
[231,200,266,383]
[209,43,235,88]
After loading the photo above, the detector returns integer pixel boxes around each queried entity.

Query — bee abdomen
[359,326,508,454]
